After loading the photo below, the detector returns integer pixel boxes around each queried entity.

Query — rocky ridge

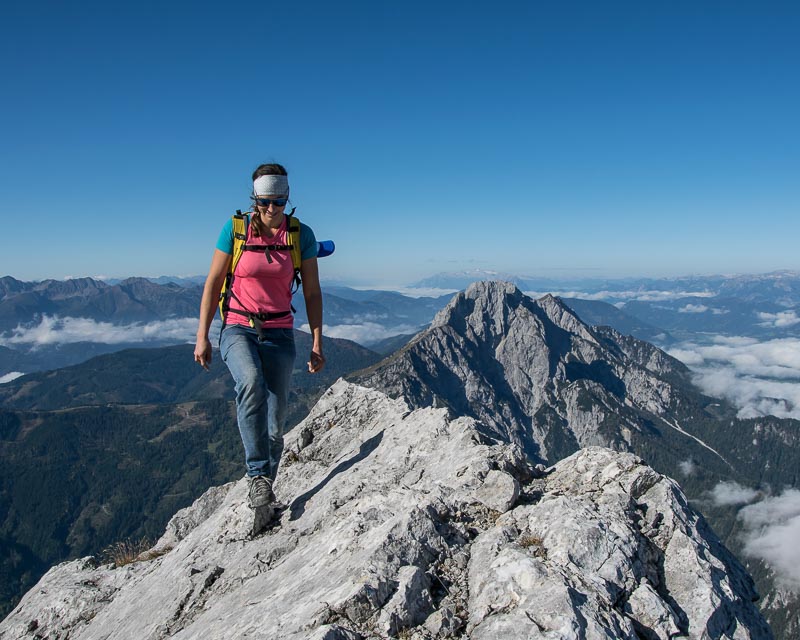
[1,380,770,639]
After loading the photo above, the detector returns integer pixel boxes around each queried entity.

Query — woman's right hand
[195,249,231,372]
[194,337,212,371]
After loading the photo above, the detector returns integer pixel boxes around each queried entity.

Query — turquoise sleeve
[300,222,318,260]
[215,218,234,254]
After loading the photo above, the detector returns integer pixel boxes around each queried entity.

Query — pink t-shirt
[227,218,297,329]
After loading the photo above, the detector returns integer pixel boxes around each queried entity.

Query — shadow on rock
[289,430,384,521]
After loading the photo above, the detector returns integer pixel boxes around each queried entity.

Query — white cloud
[711,336,760,346]
[299,322,420,347]
[694,369,800,420]
[738,490,800,591]
[757,310,800,328]
[710,481,760,506]
[678,459,697,476]
[668,336,800,420]
[667,349,705,366]
[679,304,709,313]
[381,286,459,298]
[341,313,389,323]
[0,372,25,384]
[678,337,800,378]
[0,315,201,348]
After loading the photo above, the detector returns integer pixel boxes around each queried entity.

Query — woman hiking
[194,162,325,514]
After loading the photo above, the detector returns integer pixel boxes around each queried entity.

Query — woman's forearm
[304,289,324,350]
[197,250,232,340]
[197,275,224,339]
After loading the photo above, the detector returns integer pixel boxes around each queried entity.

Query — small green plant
[102,537,153,567]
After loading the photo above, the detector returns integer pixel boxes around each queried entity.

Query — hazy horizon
[4,266,800,290]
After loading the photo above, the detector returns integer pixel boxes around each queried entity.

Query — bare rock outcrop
[1,380,770,639]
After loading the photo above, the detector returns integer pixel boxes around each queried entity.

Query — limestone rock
[624,579,682,639]
[376,565,434,636]
[473,469,519,513]
[0,383,771,639]
[468,448,771,639]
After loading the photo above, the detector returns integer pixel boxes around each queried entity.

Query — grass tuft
[102,537,154,567]
[518,534,547,558]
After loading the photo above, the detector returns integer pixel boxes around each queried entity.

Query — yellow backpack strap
[231,213,248,272]
[287,212,303,293]
[218,211,248,320]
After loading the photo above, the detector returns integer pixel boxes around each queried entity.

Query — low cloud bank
[0,372,25,384]
[668,336,800,420]
[739,489,800,591]
[524,289,717,303]
[383,286,458,298]
[707,481,800,591]
[757,310,800,328]
[300,322,420,346]
[679,304,708,313]
[676,304,729,315]
[0,315,201,347]
[1,314,416,352]
[709,481,761,506]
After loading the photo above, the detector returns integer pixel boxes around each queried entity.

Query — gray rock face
[353,281,695,465]
[1,381,770,639]
[468,448,770,639]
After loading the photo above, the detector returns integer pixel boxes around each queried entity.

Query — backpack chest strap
[242,243,294,264]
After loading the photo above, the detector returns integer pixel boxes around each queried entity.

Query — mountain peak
[463,279,521,298]
[431,281,592,343]
[33,277,109,300]
[354,283,702,466]
[431,280,527,334]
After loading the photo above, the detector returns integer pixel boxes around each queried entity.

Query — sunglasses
[254,197,288,207]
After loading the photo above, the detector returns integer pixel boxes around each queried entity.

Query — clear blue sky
[1,1,798,285]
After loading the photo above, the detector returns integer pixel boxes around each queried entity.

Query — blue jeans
[220,325,296,480]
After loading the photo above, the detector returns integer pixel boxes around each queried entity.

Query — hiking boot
[248,475,275,509]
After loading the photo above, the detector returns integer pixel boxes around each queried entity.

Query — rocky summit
[353,281,734,474]
[1,380,770,639]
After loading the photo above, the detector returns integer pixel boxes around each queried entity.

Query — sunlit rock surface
[1,381,770,639]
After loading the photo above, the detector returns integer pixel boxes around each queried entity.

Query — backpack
[218,209,303,330]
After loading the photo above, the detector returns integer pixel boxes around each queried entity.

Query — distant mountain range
[0,276,202,331]
[416,271,800,336]
[0,277,450,376]
[1,281,798,634]
[4,272,800,431]
[411,269,800,301]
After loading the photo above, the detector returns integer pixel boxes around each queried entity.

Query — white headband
[253,175,289,196]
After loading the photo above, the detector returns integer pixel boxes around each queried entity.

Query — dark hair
[251,163,288,181]
[249,163,289,238]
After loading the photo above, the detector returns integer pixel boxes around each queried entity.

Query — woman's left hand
[308,350,326,373]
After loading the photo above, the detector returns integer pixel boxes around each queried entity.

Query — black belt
[226,308,291,322]
[225,308,291,340]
